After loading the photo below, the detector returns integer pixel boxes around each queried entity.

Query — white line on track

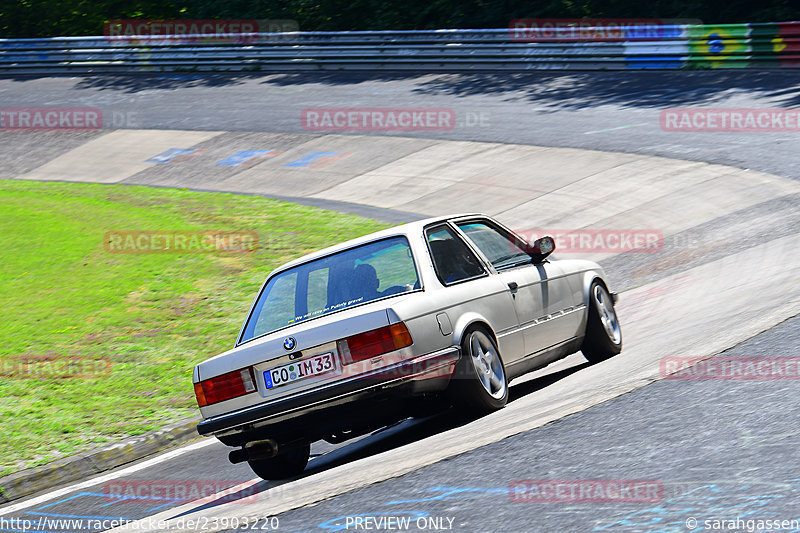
[0,438,220,515]
[584,123,648,134]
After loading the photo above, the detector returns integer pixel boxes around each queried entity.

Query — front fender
[580,269,605,305]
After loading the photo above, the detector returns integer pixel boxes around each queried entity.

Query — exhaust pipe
[228,439,279,464]
[228,448,247,464]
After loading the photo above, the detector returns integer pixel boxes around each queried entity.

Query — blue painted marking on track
[36,492,110,510]
[99,497,131,507]
[593,483,800,531]
[284,152,338,167]
[144,148,197,164]
[22,490,186,523]
[216,150,275,166]
[96,492,186,511]
[99,494,183,507]
[387,486,507,504]
[0,490,194,532]
[25,512,131,521]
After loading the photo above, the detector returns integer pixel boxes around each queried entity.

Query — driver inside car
[351,263,381,301]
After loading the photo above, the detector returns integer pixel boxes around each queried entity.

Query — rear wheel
[247,441,310,480]
[581,282,622,363]
[449,328,508,413]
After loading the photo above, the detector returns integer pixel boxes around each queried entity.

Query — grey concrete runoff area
[0,70,798,533]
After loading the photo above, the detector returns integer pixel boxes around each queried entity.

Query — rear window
[240,236,419,344]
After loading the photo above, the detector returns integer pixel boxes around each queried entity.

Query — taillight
[194,367,256,407]
[337,322,413,363]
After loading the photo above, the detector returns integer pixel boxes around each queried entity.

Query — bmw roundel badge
[283,337,297,351]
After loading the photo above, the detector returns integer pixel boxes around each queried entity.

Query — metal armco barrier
[1,22,798,73]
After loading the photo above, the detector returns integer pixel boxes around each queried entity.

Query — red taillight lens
[195,367,256,407]
[339,323,413,363]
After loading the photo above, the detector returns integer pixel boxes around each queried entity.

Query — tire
[449,328,508,413]
[581,281,622,363]
[247,441,310,480]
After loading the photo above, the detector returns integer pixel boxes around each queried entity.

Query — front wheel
[448,328,508,413]
[581,282,622,363]
[247,441,310,480]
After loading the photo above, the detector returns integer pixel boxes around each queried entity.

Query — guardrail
[1,22,798,73]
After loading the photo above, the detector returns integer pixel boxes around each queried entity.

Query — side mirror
[529,236,555,262]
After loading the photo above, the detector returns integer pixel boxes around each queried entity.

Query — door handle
[507,281,519,291]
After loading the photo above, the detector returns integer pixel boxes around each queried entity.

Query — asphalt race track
[0,70,798,533]
[1,71,799,178]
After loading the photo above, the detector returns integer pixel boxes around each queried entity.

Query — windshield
[239,236,419,344]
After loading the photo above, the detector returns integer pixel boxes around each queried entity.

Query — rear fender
[451,312,500,357]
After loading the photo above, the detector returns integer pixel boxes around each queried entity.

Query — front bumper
[197,345,460,437]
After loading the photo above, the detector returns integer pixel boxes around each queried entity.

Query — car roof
[275,212,486,272]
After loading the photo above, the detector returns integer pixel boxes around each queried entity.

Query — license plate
[264,352,337,389]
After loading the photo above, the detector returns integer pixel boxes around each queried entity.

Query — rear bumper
[197,345,460,437]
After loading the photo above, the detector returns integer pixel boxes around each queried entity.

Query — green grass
[0,180,390,476]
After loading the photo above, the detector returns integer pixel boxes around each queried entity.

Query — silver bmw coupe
[193,214,621,479]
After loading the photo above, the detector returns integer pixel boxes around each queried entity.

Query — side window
[457,221,531,270]
[426,225,486,285]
